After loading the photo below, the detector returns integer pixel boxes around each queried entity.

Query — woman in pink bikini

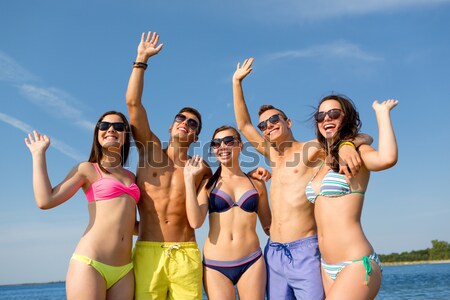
[25,111,140,300]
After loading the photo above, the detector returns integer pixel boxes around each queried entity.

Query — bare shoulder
[74,161,94,176]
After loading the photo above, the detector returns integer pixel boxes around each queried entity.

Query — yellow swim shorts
[133,241,202,300]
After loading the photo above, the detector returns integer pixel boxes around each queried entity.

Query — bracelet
[133,61,148,70]
[338,141,356,150]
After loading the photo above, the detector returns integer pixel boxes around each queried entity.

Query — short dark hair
[258,104,288,120]
[178,107,202,135]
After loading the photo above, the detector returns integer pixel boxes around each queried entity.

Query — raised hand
[24,130,50,154]
[184,155,204,179]
[233,58,254,82]
[372,99,398,113]
[137,31,164,59]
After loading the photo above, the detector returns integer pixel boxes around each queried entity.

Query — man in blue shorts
[232,58,370,299]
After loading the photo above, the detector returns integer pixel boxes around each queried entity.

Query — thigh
[204,266,237,300]
[264,244,293,300]
[326,261,382,300]
[321,266,334,297]
[133,245,167,300]
[168,247,203,300]
[236,256,266,300]
[288,243,324,300]
[66,259,106,300]
[107,268,134,300]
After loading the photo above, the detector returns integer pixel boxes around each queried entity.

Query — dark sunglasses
[315,109,342,122]
[257,114,284,131]
[210,136,237,149]
[97,122,126,132]
[174,114,199,131]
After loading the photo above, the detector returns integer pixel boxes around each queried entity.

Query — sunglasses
[315,109,342,123]
[174,114,200,131]
[97,122,126,132]
[210,136,237,149]
[257,114,284,131]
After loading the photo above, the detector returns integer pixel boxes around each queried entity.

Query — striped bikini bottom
[321,252,382,284]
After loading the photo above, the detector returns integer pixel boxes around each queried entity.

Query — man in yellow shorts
[126,31,212,300]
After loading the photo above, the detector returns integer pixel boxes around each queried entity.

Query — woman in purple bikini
[184,125,271,300]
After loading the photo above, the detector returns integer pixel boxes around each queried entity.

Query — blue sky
[1,0,449,285]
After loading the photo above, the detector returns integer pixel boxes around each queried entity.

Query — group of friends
[25,31,399,300]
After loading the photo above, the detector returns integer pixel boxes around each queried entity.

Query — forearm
[375,111,398,166]
[31,153,53,209]
[233,79,253,131]
[125,58,147,108]
[185,177,206,229]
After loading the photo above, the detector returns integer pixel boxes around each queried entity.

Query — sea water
[1,263,449,299]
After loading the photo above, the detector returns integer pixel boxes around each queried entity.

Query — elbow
[190,221,203,229]
[374,155,398,171]
[36,201,51,210]
[384,152,398,169]
[126,96,137,107]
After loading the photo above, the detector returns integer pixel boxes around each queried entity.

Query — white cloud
[18,84,95,130]
[265,40,383,62]
[0,112,84,161]
[0,51,38,83]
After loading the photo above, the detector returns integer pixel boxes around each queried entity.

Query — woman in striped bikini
[305,95,398,300]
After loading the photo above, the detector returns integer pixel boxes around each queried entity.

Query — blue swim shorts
[264,235,324,300]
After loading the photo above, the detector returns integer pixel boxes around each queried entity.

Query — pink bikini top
[85,163,140,204]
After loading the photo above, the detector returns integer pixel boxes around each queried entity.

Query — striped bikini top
[305,165,365,204]
[208,174,259,214]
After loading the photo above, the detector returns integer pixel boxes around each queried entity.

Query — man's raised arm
[232,58,269,157]
[126,31,164,148]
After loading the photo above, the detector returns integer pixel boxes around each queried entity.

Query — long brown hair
[88,111,131,174]
[315,94,361,171]
[205,126,242,189]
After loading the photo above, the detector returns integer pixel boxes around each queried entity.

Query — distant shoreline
[382,259,450,266]
[1,260,450,286]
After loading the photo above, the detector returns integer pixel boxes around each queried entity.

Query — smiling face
[97,114,126,149]
[212,128,241,166]
[170,111,200,144]
[317,99,344,140]
[258,108,291,143]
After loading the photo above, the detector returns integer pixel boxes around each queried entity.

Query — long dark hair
[205,126,242,189]
[88,111,131,174]
[315,94,361,171]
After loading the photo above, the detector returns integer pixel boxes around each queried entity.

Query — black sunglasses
[210,136,237,149]
[315,109,342,123]
[174,114,199,131]
[257,114,284,131]
[97,122,126,132]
